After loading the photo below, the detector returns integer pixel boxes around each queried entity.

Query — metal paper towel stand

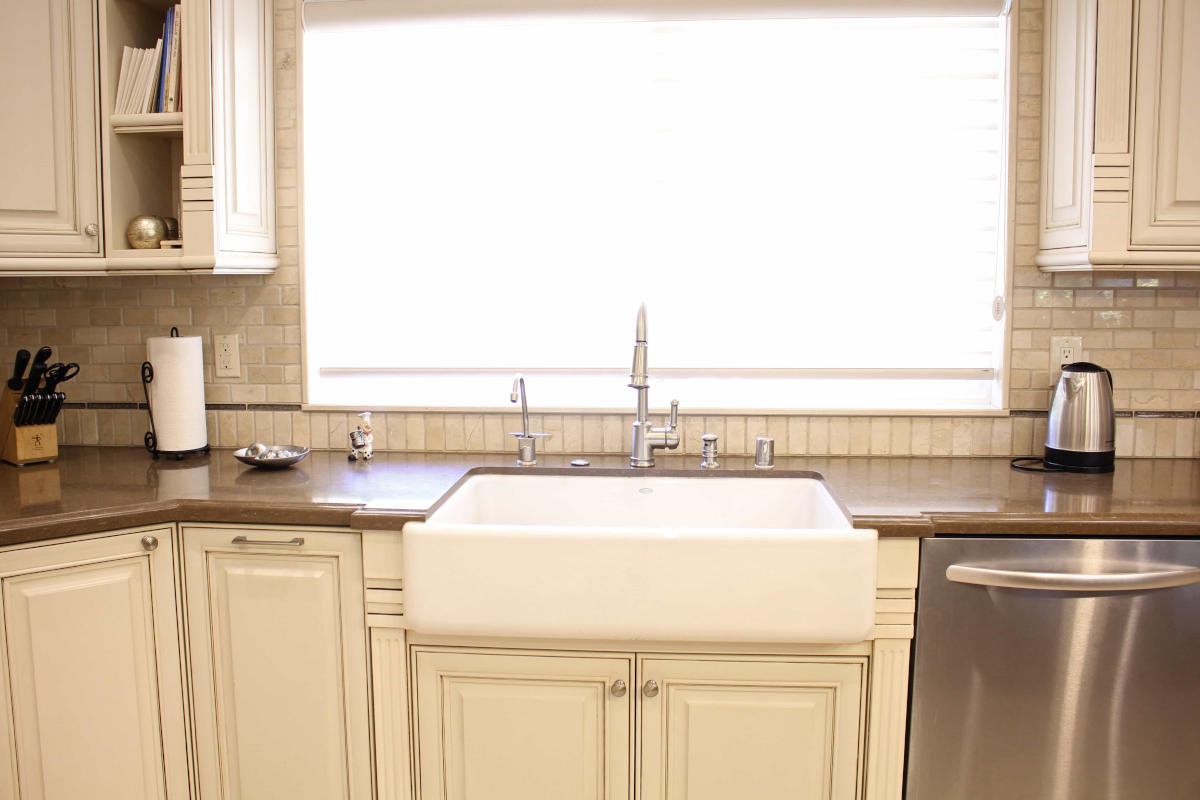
[141,327,210,460]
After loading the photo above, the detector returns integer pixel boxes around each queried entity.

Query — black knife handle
[30,346,52,369]
[22,363,46,397]
[7,349,30,392]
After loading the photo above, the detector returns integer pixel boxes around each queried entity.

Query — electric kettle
[1045,362,1115,473]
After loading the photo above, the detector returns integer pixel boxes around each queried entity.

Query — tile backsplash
[4,0,1200,458]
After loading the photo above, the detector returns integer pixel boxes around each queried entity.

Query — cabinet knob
[84,223,98,237]
[610,680,627,698]
[141,535,159,551]
[642,679,659,698]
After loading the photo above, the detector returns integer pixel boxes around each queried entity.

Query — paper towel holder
[142,327,211,461]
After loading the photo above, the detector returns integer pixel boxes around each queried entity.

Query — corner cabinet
[0,526,190,799]
[1038,0,1200,271]
[0,0,277,275]
[0,523,371,799]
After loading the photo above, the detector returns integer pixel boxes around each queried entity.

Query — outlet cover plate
[1050,336,1082,381]
[214,334,240,378]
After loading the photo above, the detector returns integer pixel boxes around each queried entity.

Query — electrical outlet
[1050,336,1082,381]
[214,334,240,377]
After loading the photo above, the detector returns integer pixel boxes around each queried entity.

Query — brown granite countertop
[2,447,1200,546]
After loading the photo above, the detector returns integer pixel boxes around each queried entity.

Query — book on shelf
[114,45,134,115]
[165,4,182,112]
[111,4,183,117]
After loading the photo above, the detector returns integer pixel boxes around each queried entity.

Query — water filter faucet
[509,374,550,465]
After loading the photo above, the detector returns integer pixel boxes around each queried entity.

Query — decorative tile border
[50,408,1200,459]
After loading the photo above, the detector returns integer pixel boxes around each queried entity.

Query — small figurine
[348,411,375,462]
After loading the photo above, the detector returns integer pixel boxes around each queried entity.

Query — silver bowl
[233,444,310,469]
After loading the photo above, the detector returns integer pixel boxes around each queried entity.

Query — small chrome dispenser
[754,436,775,469]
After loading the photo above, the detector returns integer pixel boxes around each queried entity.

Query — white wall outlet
[214,334,240,378]
[1049,336,1083,381]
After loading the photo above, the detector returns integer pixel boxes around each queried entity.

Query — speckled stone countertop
[2,447,1200,546]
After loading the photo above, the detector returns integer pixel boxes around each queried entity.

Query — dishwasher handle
[946,563,1200,592]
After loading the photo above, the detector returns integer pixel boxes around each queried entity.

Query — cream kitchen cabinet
[0,0,277,275]
[411,646,865,800]
[639,655,865,800]
[1038,0,1200,271]
[0,0,102,257]
[0,526,190,799]
[182,524,372,800]
[412,647,634,800]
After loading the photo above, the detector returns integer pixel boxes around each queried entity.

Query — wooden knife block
[0,387,58,466]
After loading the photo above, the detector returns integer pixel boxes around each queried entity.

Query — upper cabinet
[1038,0,1200,271]
[0,0,102,258]
[0,0,277,275]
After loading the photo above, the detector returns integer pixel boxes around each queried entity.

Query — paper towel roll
[147,335,207,452]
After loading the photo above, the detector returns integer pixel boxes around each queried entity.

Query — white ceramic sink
[402,472,877,643]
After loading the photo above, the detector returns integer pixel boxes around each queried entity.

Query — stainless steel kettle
[1045,362,1115,473]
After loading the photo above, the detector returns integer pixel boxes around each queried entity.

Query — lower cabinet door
[182,525,371,800]
[0,527,189,799]
[638,656,865,800]
[412,647,633,800]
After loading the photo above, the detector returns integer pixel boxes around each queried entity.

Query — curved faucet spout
[510,374,529,436]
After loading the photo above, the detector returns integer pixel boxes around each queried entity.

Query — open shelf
[111,112,183,135]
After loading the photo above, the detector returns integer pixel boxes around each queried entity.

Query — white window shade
[303,0,1011,28]
[302,13,1008,411]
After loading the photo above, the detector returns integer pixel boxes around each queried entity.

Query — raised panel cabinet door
[209,0,276,254]
[0,528,189,799]
[1039,0,1096,251]
[412,648,633,800]
[182,526,371,800]
[0,0,101,255]
[639,656,866,800]
[1130,0,1200,247]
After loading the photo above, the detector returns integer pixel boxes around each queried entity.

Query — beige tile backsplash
[4,0,1200,457]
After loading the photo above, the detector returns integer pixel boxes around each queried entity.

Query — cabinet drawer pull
[610,680,627,698]
[642,680,659,698]
[231,536,305,547]
[141,535,158,551]
[84,223,98,237]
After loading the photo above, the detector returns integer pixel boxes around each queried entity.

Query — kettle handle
[1102,366,1113,390]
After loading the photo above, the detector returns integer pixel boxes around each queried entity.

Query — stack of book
[113,4,183,115]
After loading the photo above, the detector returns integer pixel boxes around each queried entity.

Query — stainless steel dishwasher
[907,537,1200,800]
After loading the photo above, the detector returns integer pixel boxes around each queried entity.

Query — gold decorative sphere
[126,215,166,249]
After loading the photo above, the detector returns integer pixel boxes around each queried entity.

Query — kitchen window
[300,0,1012,411]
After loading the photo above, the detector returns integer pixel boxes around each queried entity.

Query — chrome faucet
[509,374,549,466]
[628,304,680,468]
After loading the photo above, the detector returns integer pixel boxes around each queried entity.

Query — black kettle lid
[1062,361,1106,372]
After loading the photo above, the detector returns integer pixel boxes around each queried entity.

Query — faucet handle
[668,399,679,429]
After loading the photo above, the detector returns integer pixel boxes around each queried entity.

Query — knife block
[0,387,58,466]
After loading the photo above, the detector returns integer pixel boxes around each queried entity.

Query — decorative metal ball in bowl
[234,443,311,469]
[127,215,166,248]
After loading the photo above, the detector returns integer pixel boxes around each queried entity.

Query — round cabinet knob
[642,680,659,698]
[141,535,159,551]
[610,680,627,698]
[84,223,98,237]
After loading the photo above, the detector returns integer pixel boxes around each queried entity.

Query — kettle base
[1044,445,1115,473]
